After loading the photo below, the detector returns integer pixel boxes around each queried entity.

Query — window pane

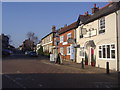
[111,50,115,59]
[67,47,70,54]
[80,51,82,56]
[69,47,70,53]
[80,47,84,56]
[111,44,115,49]
[103,46,106,58]
[107,45,110,58]
[99,51,102,58]
[103,45,105,48]
[99,17,105,34]
[99,30,105,34]
[67,33,71,39]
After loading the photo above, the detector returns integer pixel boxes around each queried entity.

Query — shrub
[91,54,96,63]
[85,52,88,62]
[37,45,44,55]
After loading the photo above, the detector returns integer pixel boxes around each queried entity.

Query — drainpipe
[115,11,119,71]
[74,28,77,62]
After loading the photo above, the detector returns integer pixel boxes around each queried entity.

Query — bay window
[99,46,102,58]
[98,44,115,59]
[111,44,115,59]
[102,45,106,58]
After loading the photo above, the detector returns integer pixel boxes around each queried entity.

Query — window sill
[59,42,63,43]
[67,54,71,55]
[98,58,115,60]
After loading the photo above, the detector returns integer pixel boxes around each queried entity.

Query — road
[2,54,119,88]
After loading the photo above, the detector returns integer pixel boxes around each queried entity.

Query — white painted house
[76,2,120,71]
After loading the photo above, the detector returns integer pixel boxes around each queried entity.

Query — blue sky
[2,2,108,48]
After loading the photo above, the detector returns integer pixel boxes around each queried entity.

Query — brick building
[57,22,78,62]
[40,25,56,54]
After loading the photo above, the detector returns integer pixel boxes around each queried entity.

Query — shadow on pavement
[2,72,119,88]
[2,54,49,61]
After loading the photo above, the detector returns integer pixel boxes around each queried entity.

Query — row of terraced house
[37,2,120,71]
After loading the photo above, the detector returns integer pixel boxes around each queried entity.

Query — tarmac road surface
[2,54,119,88]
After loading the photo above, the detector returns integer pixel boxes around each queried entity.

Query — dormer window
[99,17,105,34]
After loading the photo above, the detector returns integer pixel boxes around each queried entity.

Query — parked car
[25,51,31,55]
[28,51,38,57]
[2,49,13,56]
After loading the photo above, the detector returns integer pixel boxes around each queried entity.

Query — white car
[25,51,31,55]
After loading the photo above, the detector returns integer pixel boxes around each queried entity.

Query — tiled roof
[78,15,91,25]
[84,2,120,24]
[41,32,56,40]
[58,21,78,35]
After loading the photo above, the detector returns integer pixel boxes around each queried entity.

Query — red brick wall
[58,29,75,60]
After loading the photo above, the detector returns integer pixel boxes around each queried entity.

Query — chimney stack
[52,25,56,32]
[92,4,99,14]
[84,11,89,16]
[94,3,96,8]
[64,24,67,27]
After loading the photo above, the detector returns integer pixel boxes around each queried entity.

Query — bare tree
[7,35,12,44]
[26,32,38,45]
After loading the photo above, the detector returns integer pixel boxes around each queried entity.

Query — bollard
[81,58,84,69]
[106,62,109,74]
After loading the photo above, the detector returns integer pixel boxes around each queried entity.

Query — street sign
[67,38,75,44]
[81,28,87,35]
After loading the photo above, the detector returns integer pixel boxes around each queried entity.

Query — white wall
[76,12,118,70]
[117,10,120,71]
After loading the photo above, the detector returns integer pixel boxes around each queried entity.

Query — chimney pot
[52,25,56,32]
[92,4,99,14]
[64,24,67,27]
[84,11,89,16]
[86,11,88,14]
[94,4,96,8]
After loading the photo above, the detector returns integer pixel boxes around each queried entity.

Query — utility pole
[118,9,120,72]
[116,10,120,71]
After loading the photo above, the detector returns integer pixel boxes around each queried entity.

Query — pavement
[2,54,120,88]
[41,57,118,74]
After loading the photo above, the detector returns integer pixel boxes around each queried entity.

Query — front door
[91,48,94,58]
[90,48,95,66]
[85,47,95,65]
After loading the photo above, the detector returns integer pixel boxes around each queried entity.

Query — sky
[2,2,108,48]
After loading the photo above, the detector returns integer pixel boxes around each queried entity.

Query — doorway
[90,47,95,66]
